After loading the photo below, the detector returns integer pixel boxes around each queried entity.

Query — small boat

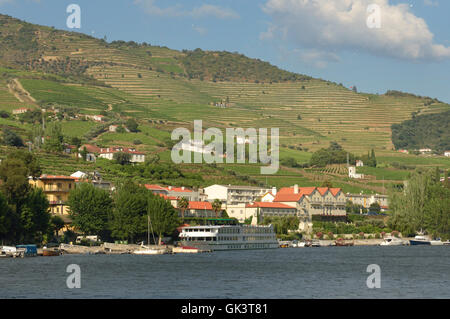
[335,238,354,247]
[42,248,61,256]
[380,236,406,246]
[132,246,166,255]
[310,239,321,247]
[430,238,444,246]
[292,241,306,248]
[409,235,431,246]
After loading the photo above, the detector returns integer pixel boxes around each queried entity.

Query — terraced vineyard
[0,13,449,194]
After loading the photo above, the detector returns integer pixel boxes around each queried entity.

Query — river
[0,246,449,298]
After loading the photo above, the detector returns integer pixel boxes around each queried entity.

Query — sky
[0,0,449,103]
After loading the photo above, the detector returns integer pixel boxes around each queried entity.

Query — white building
[346,193,389,211]
[356,160,364,167]
[99,147,145,163]
[444,151,450,157]
[203,184,272,205]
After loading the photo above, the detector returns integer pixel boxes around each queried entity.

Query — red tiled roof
[274,186,341,202]
[145,184,193,193]
[329,188,341,196]
[145,184,167,190]
[157,193,177,200]
[80,144,101,153]
[246,202,295,209]
[188,201,213,210]
[39,175,76,180]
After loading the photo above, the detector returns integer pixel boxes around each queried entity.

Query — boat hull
[409,240,431,245]
[43,249,61,256]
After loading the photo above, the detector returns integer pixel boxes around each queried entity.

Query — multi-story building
[345,193,389,211]
[203,184,272,205]
[273,185,346,217]
[29,175,76,215]
[99,147,145,163]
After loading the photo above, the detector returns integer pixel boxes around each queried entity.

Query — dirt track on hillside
[7,78,37,105]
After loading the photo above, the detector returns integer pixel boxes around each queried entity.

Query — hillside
[391,110,450,152]
[0,13,449,194]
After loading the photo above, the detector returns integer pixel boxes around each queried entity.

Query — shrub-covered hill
[391,110,450,152]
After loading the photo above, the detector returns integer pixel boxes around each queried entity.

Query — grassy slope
[0,14,449,194]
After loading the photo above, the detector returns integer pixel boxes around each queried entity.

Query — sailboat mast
[148,215,150,245]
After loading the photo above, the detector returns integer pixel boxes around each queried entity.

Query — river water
[0,246,449,299]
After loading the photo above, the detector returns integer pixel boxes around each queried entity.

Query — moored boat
[335,238,354,246]
[179,224,278,251]
[380,236,406,246]
[42,248,61,256]
[409,235,431,245]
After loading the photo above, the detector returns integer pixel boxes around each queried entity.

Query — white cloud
[192,24,207,35]
[134,0,239,19]
[262,0,450,63]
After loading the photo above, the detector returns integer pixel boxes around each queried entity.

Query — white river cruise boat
[179,224,279,251]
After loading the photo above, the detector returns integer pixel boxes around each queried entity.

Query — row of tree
[67,182,180,244]
[388,168,449,239]
[0,150,64,244]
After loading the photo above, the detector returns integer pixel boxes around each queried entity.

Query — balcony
[49,200,66,205]
[44,187,70,192]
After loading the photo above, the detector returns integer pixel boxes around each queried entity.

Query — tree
[71,137,82,162]
[2,129,24,147]
[369,202,381,213]
[114,152,131,165]
[148,193,180,245]
[110,182,148,242]
[7,150,41,178]
[50,215,65,238]
[177,197,189,220]
[126,119,139,133]
[0,158,30,211]
[212,199,222,218]
[389,169,450,239]
[20,188,50,243]
[67,183,113,238]
[0,191,13,242]
[44,122,64,152]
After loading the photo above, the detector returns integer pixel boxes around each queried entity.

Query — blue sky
[1,0,449,102]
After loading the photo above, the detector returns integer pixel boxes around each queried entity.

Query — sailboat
[132,215,167,255]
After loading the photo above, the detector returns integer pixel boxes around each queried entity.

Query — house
[145,184,201,201]
[78,144,101,162]
[419,148,432,154]
[348,166,364,179]
[261,187,277,202]
[29,175,76,215]
[182,201,216,218]
[12,107,31,115]
[245,202,298,223]
[99,147,145,163]
[346,193,389,211]
[85,115,105,122]
[71,171,88,179]
[203,184,273,205]
[272,185,346,231]
[398,149,409,154]
[109,125,119,132]
[444,151,450,157]
[356,160,364,167]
